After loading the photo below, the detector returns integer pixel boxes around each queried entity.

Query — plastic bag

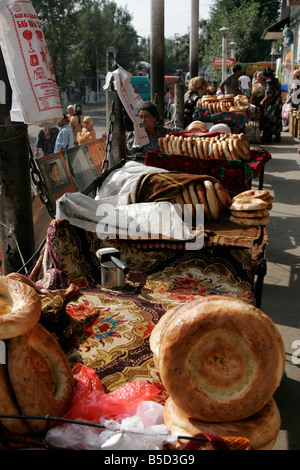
[0,0,62,125]
[63,363,160,422]
[282,102,292,121]
[46,401,177,450]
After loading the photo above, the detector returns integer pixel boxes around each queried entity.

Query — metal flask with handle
[96,248,129,289]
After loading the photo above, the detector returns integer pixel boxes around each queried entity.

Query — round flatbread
[7,323,75,433]
[157,295,285,422]
[204,180,219,219]
[231,209,269,219]
[196,183,211,219]
[232,190,271,202]
[230,215,270,226]
[164,397,281,451]
[230,197,269,211]
[214,182,232,210]
[0,364,32,434]
[0,276,41,340]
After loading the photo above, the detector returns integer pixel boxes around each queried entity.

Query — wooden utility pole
[150,0,165,122]
[190,0,199,79]
[0,47,35,274]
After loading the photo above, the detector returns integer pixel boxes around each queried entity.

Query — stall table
[145,148,271,194]
[27,218,268,400]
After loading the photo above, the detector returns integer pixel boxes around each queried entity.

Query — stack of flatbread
[229,189,274,226]
[172,180,232,222]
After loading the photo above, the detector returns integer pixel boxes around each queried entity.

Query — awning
[261,17,290,40]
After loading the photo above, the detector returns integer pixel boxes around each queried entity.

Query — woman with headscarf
[76,116,96,145]
[126,101,181,155]
[260,67,282,143]
[184,76,207,127]
[69,104,85,144]
[250,71,266,129]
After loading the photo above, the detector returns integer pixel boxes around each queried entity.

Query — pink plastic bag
[282,102,292,121]
[64,363,160,422]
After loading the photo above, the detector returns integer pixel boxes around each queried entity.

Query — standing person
[54,115,75,153]
[250,71,266,108]
[184,76,207,127]
[76,116,96,145]
[250,71,266,131]
[66,105,75,123]
[69,103,84,142]
[260,67,282,143]
[219,64,242,96]
[239,71,252,97]
[35,126,59,157]
[285,69,300,110]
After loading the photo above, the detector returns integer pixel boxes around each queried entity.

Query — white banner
[105,66,149,148]
[0,0,63,125]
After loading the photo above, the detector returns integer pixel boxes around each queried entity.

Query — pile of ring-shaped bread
[195,93,249,115]
[158,132,251,161]
[150,295,285,450]
[169,178,232,222]
[229,189,274,227]
[0,275,74,435]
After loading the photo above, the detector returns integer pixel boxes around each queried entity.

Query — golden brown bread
[6,324,74,433]
[155,295,285,422]
[164,396,281,450]
[0,364,32,434]
[0,276,41,340]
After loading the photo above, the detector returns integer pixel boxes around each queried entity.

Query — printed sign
[0,0,62,125]
[213,58,236,68]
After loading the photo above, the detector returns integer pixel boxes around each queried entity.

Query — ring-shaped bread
[230,197,269,211]
[157,295,285,422]
[0,276,41,340]
[7,323,74,433]
[232,189,270,202]
[164,396,281,450]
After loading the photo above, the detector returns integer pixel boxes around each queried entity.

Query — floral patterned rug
[34,219,258,404]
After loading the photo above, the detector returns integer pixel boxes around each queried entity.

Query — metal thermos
[96,248,129,289]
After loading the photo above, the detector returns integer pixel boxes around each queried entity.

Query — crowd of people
[128,64,295,154]
[35,64,299,159]
[34,103,97,157]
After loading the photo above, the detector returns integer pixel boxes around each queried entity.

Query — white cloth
[0,0,62,125]
[56,162,195,242]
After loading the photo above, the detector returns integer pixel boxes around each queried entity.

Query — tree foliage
[31,0,140,89]
[31,0,282,90]
[203,0,281,82]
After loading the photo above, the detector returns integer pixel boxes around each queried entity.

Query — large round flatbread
[230,198,269,211]
[0,364,32,434]
[7,323,74,433]
[150,307,179,369]
[157,296,285,422]
[0,276,41,340]
[203,180,219,219]
[164,396,281,450]
[231,209,269,219]
[232,190,270,202]
[230,215,270,226]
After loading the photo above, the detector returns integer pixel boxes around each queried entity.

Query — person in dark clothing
[184,76,207,127]
[260,67,282,143]
[35,126,59,157]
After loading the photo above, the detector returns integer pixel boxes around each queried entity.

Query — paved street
[28,105,300,450]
